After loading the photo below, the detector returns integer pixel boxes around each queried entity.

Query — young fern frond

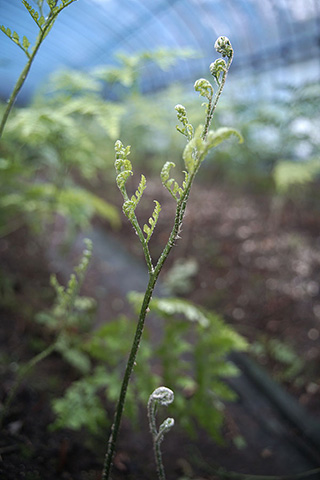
[143,200,161,243]
[175,104,194,141]
[133,174,147,204]
[0,26,31,58]
[123,174,147,220]
[148,387,175,480]
[114,140,154,272]
[22,0,45,29]
[160,161,187,201]
[104,35,241,480]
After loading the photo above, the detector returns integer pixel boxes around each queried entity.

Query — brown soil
[1,183,320,479]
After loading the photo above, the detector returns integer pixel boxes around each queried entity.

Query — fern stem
[131,215,154,273]
[202,52,233,141]
[102,273,158,479]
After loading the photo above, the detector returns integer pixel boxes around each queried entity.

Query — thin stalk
[119,186,154,273]
[102,273,157,479]
[130,214,154,273]
[147,402,165,479]
[202,53,233,141]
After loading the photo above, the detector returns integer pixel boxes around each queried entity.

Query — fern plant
[102,36,243,480]
[148,386,175,480]
[49,294,246,442]
[0,239,94,428]
[0,0,78,138]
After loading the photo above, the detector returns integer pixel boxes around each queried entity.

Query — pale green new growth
[210,58,227,85]
[160,161,187,201]
[103,36,242,480]
[148,387,175,480]
[194,78,214,100]
[175,103,194,140]
[22,0,45,29]
[143,200,162,243]
[114,139,158,271]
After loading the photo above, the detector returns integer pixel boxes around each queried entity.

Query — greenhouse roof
[1,0,320,104]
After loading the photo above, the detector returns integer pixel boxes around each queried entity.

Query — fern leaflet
[160,162,185,201]
[143,200,161,243]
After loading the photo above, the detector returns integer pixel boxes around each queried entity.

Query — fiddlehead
[148,387,175,480]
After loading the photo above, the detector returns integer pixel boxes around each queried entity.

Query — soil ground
[1,182,320,479]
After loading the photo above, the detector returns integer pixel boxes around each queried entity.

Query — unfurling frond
[143,200,161,243]
[121,175,147,221]
[114,140,133,194]
[194,78,214,101]
[214,36,233,59]
[132,174,146,205]
[175,104,194,140]
[161,162,186,201]
[210,58,227,85]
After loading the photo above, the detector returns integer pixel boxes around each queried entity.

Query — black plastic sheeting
[1,0,320,104]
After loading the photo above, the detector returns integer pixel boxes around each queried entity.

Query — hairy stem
[102,273,157,479]
[202,53,233,141]
[147,401,165,479]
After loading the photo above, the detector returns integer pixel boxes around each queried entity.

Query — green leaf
[50,376,107,433]
[122,200,135,219]
[25,183,120,228]
[206,127,243,148]
[161,161,185,201]
[183,126,243,173]
[12,31,20,45]
[116,170,132,191]
[274,159,320,193]
[132,174,146,205]
[143,200,161,242]
[22,0,41,26]
[161,161,175,184]
[22,35,30,50]
[183,125,204,173]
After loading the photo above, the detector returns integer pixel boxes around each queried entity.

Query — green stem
[202,53,233,141]
[102,273,157,479]
[154,438,165,480]
[147,400,166,480]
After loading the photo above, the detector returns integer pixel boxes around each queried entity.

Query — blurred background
[1,1,320,479]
